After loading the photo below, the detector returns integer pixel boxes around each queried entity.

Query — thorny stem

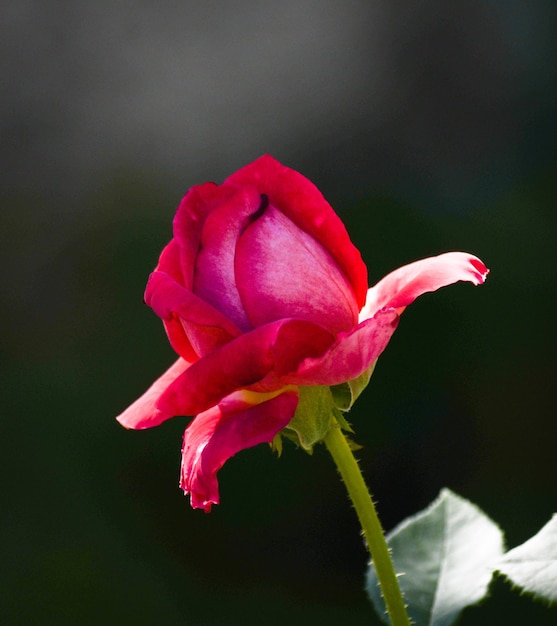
[323,425,411,626]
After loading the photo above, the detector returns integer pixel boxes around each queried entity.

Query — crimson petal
[225,155,368,309]
[192,185,261,331]
[116,358,191,429]
[146,271,242,358]
[156,318,334,417]
[181,390,299,511]
[284,309,400,386]
[172,182,239,288]
[149,240,197,361]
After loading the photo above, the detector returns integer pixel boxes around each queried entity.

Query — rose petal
[150,241,198,361]
[192,185,262,331]
[154,238,183,283]
[225,155,368,308]
[181,389,299,511]
[146,271,242,357]
[283,309,400,386]
[156,318,334,417]
[235,204,359,334]
[116,358,191,429]
[172,182,240,288]
[360,252,489,321]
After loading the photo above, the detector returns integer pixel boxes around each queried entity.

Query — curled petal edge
[281,309,400,387]
[360,252,489,321]
[116,358,191,430]
[181,389,299,511]
[146,270,242,358]
[225,155,368,308]
[156,318,334,418]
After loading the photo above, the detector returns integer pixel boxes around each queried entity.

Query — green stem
[323,425,410,626]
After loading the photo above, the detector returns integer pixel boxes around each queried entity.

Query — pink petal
[235,204,359,334]
[360,252,489,320]
[192,185,262,331]
[283,309,400,386]
[156,318,334,417]
[172,182,240,289]
[146,271,241,357]
[181,389,299,511]
[153,239,183,283]
[150,240,198,361]
[116,358,191,429]
[225,155,368,309]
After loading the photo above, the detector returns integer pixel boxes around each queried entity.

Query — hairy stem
[323,425,410,626]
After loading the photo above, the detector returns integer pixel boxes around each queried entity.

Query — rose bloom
[117,155,488,511]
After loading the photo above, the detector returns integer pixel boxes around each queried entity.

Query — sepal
[270,432,283,457]
[331,361,377,411]
[332,406,355,434]
[282,385,336,452]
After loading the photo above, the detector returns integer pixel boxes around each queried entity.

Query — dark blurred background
[2,2,556,624]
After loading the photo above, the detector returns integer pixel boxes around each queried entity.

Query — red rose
[117,155,488,511]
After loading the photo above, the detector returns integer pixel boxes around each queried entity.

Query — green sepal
[331,361,377,411]
[283,385,336,452]
[270,432,283,457]
[332,406,355,434]
[330,382,352,411]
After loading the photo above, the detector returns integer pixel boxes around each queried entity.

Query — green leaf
[283,386,335,452]
[366,488,504,626]
[495,514,557,604]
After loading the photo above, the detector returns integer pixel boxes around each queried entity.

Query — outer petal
[154,238,183,283]
[283,309,400,386]
[150,240,197,361]
[156,318,334,417]
[181,389,299,511]
[116,358,191,429]
[360,252,489,321]
[225,155,368,309]
[146,271,242,357]
[235,204,359,334]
